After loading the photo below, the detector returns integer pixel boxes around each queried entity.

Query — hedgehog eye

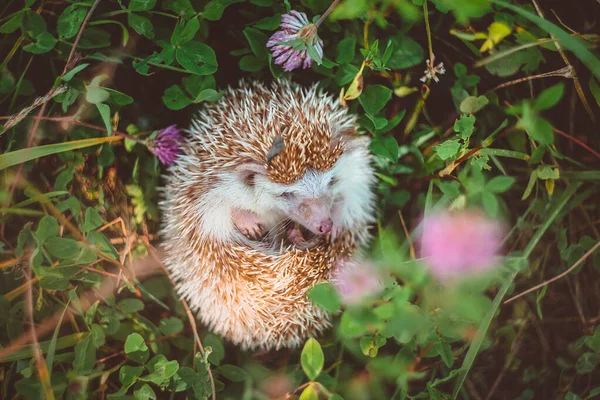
[328,177,338,187]
[280,192,295,200]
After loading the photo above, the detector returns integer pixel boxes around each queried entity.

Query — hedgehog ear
[236,163,267,187]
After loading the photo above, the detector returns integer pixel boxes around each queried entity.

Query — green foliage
[1,0,599,399]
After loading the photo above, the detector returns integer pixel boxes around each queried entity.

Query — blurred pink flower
[331,260,383,305]
[267,11,323,72]
[418,210,504,281]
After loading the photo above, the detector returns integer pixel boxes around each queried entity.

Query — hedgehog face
[237,163,337,235]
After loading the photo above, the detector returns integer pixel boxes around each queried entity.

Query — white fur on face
[195,140,375,243]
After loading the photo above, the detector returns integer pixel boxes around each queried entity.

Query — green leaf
[201,0,244,21]
[21,11,47,38]
[204,334,225,365]
[91,324,105,347]
[194,89,222,103]
[434,139,461,160]
[299,384,319,400]
[23,32,57,54]
[36,216,59,242]
[128,13,154,39]
[308,283,341,313]
[359,84,392,115]
[106,88,134,106]
[239,54,267,72]
[142,358,179,385]
[0,67,15,93]
[117,298,145,313]
[171,18,199,45]
[45,237,80,259]
[125,333,150,364]
[125,333,148,353]
[521,170,538,200]
[482,190,499,216]
[435,340,454,368]
[485,176,515,193]
[534,82,565,111]
[330,0,368,19]
[82,207,103,232]
[57,5,87,40]
[386,35,424,69]
[359,335,386,357]
[73,334,96,373]
[86,86,110,104]
[370,136,399,162]
[243,27,268,59]
[219,364,248,382]
[454,114,476,139]
[518,104,554,145]
[120,365,145,386]
[176,41,218,75]
[300,338,324,380]
[159,317,184,335]
[589,77,600,108]
[253,15,282,30]
[0,13,23,34]
[62,63,90,82]
[306,44,322,65]
[459,95,489,114]
[576,352,598,374]
[162,84,192,110]
[129,0,157,12]
[335,64,359,86]
[134,383,156,400]
[96,103,112,135]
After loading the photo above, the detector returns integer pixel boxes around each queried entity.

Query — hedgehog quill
[159,80,376,350]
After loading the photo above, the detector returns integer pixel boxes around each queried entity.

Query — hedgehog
[159,80,376,350]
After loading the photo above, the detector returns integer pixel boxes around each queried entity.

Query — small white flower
[420,54,446,83]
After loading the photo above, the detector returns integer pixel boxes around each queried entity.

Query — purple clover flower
[418,210,505,282]
[331,260,383,306]
[150,125,183,166]
[267,11,324,72]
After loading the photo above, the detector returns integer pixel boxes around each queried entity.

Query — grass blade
[0,136,123,171]
[451,182,582,399]
[490,0,600,80]
[46,300,71,380]
[12,191,69,208]
[0,332,86,363]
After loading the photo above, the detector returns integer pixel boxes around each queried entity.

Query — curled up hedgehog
[159,80,376,350]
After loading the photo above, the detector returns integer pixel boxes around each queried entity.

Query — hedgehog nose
[317,218,333,234]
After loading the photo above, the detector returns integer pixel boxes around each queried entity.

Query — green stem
[423,0,434,61]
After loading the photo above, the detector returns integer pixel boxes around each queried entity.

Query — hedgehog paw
[232,208,266,240]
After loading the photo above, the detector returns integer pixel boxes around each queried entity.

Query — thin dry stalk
[398,210,415,260]
[142,238,218,400]
[530,0,596,122]
[491,66,574,91]
[25,264,55,399]
[504,240,600,304]
[0,255,161,361]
